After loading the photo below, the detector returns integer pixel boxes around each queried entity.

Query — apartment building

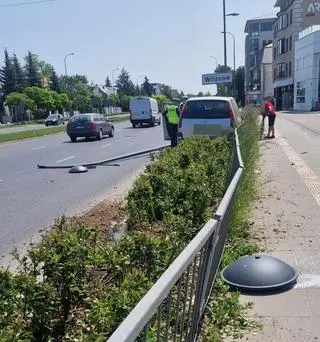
[273,0,320,110]
[244,18,275,105]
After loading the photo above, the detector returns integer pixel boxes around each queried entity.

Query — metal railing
[107,130,244,342]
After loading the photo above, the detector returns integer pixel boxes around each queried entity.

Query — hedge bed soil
[0,135,232,341]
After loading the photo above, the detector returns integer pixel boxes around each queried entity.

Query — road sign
[202,73,232,85]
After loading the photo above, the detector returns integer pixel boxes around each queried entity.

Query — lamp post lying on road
[64,53,74,76]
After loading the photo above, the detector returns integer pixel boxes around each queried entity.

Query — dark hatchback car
[66,113,114,142]
[45,114,64,126]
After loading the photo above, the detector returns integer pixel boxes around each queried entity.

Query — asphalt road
[0,120,167,265]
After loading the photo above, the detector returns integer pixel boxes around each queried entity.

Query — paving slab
[234,115,320,341]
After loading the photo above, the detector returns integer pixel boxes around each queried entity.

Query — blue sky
[0,0,277,94]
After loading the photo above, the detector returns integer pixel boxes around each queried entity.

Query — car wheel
[97,129,103,140]
[45,123,48,127]
[132,122,136,128]
[150,118,155,127]
[70,136,77,142]
[109,127,114,137]
[158,118,161,126]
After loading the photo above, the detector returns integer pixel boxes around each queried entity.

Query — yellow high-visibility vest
[167,105,179,124]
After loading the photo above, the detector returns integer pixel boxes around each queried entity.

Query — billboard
[202,73,233,85]
[304,1,320,28]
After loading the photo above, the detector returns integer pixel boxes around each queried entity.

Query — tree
[142,76,153,97]
[197,92,204,97]
[23,86,55,118]
[134,84,141,96]
[50,67,60,92]
[214,64,232,96]
[116,68,135,96]
[25,51,41,87]
[12,54,25,92]
[105,76,111,87]
[5,92,34,109]
[108,94,119,106]
[0,48,15,96]
[153,95,168,112]
[235,66,245,107]
[72,83,93,113]
[51,91,70,112]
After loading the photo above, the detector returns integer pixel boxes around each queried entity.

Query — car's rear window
[182,100,230,119]
[70,115,91,123]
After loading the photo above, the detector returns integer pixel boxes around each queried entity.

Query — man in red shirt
[264,97,276,139]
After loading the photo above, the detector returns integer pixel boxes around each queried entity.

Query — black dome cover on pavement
[221,255,298,291]
[69,165,88,174]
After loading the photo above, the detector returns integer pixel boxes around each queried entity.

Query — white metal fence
[107,131,244,342]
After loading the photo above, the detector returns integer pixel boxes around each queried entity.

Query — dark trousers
[167,123,178,147]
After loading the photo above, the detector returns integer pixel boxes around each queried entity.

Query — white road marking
[101,143,111,148]
[32,145,46,151]
[56,156,75,164]
[277,132,320,207]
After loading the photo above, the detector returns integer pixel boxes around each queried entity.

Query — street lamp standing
[209,56,218,71]
[221,31,236,94]
[64,53,74,76]
[222,0,238,95]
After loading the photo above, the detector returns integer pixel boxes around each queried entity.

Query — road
[0,120,167,265]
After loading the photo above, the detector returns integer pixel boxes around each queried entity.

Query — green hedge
[0,136,231,341]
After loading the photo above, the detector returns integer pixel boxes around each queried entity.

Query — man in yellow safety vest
[163,104,180,147]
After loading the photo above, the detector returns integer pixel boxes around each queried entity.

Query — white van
[129,97,161,128]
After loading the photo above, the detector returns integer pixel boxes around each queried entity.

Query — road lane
[0,120,167,264]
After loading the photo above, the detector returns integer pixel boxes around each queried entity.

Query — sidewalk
[236,131,320,341]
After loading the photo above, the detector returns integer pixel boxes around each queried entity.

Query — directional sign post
[202,73,233,85]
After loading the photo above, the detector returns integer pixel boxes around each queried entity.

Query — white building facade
[261,44,274,99]
[294,25,320,111]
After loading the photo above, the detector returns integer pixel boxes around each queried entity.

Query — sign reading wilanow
[304,1,320,28]
[202,73,232,85]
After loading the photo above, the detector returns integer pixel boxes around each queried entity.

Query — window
[274,47,277,59]
[274,68,277,81]
[277,38,286,55]
[261,22,273,31]
[289,36,292,51]
[296,81,305,103]
[250,23,260,36]
[183,100,230,119]
[286,63,289,77]
[286,38,289,52]
[277,63,286,78]
[289,61,292,76]
[250,38,259,52]
[290,9,293,25]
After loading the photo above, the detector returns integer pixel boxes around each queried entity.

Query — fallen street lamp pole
[37,144,169,170]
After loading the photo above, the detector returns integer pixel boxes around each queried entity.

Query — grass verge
[0,126,66,144]
[199,107,261,342]
[0,115,130,144]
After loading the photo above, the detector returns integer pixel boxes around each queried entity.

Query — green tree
[134,84,141,96]
[116,68,135,96]
[25,51,41,87]
[235,66,245,107]
[108,94,120,106]
[105,76,111,87]
[23,86,55,118]
[51,91,70,112]
[214,64,232,96]
[119,95,131,111]
[5,92,34,109]
[197,92,204,97]
[0,48,15,96]
[142,76,153,97]
[12,53,25,92]
[50,67,60,92]
[72,83,93,113]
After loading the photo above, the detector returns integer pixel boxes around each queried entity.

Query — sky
[0,0,278,94]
